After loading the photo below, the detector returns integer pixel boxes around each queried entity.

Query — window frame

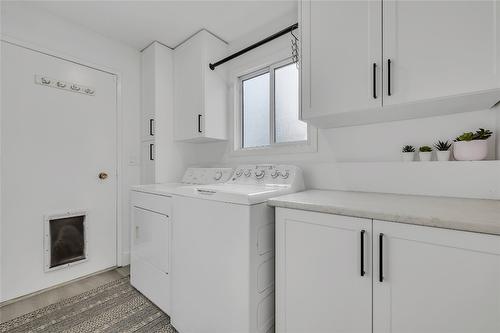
[235,58,316,155]
[240,66,271,149]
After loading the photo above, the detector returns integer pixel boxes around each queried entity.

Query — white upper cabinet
[300,0,500,128]
[300,0,382,120]
[174,30,228,142]
[383,0,499,105]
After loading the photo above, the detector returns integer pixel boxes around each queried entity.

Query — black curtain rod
[209,23,298,70]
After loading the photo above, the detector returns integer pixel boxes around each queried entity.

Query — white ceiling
[27,1,298,50]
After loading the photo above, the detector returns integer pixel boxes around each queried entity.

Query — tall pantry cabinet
[140,43,157,184]
[140,42,175,184]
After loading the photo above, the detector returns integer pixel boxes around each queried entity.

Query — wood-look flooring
[0,266,130,323]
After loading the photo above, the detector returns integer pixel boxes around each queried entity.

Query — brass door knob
[98,172,108,180]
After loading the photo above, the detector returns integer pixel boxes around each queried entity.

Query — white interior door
[373,220,500,333]
[1,42,117,301]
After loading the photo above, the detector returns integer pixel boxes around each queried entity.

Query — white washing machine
[129,167,233,314]
[171,164,304,333]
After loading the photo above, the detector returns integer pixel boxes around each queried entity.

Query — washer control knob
[271,170,280,178]
[214,170,223,181]
[255,170,265,179]
[244,169,252,177]
[235,169,243,177]
[281,170,290,179]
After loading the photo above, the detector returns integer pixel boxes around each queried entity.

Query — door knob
[98,172,108,180]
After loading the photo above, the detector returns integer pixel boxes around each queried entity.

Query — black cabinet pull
[198,114,202,133]
[360,230,366,276]
[149,119,154,136]
[149,143,154,161]
[379,233,384,282]
[372,63,377,99]
[387,59,392,96]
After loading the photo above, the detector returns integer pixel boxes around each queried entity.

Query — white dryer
[171,164,304,333]
[129,167,233,314]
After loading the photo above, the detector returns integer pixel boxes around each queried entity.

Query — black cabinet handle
[149,119,154,136]
[379,233,384,282]
[360,230,366,276]
[149,143,154,161]
[372,63,377,99]
[198,114,202,133]
[387,59,392,96]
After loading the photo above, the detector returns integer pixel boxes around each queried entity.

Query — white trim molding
[231,57,318,157]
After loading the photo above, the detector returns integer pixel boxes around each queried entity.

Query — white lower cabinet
[276,208,372,333]
[276,208,500,333]
[373,220,500,333]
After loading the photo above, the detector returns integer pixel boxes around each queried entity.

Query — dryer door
[132,206,170,273]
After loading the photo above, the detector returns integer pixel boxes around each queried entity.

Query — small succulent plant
[434,140,452,151]
[402,145,415,153]
[419,146,432,152]
[455,128,492,142]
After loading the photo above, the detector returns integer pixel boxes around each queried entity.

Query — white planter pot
[453,140,488,161]
[419,152,432,161]
[401,152,415,162]
[436,150,451,162]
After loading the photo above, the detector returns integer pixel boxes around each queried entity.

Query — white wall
[190,11,500,200]
[1,1,141,265]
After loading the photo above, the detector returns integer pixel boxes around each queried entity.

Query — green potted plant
[433,140,452,161]
[401,145,415,162]
[418,145,433,161]
[453,128,492,161]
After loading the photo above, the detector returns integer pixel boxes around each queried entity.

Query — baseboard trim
[0,266,117,307]
[121,251,131,266]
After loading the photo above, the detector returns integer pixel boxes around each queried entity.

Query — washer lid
[175,183,297,205]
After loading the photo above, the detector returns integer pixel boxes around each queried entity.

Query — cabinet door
[300,0,382,119]
[141,45,156,141]
[276,208,372,333]
[383,0,499,105]
[373,220,500,333]
[141,115,154,141]
[173,33,204,141]
[131,206,170,273]
[140,140,155,184]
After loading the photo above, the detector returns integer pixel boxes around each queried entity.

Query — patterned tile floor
[0,267,176,332]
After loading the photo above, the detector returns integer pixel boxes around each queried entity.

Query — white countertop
[268,190,500,235]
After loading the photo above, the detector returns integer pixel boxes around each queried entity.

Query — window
[239,60,308,150]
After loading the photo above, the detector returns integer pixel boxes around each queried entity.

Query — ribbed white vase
[436,150,451,161]
[401,152,415,162]
[419,152,432,162]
